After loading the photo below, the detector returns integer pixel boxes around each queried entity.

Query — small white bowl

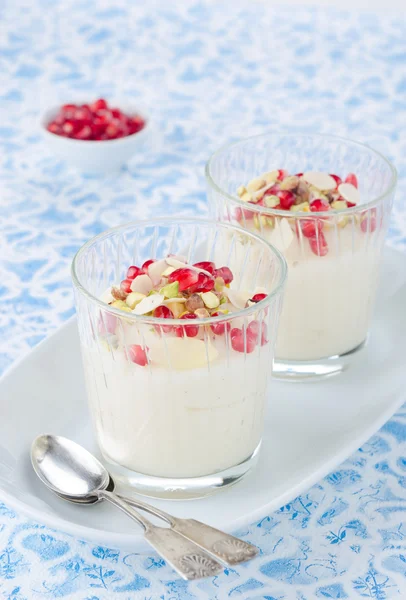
[40,102,150,174]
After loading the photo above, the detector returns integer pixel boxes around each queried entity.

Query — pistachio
[331,200,347,211]
[263,194,280,208]
[159,281,179,298]
[214,276,225,292]
[111,286,128,301]
[280,175,299,191]
[290,201,310,212]
[126,292,146,309]
[185,293,204,312]
[247,177,266,193]
[167,300,186,318]
[111,299,132,313]
[201,291,220,309]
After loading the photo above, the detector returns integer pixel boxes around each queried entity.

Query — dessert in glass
[72,218,286,498]
[206,133,397,380]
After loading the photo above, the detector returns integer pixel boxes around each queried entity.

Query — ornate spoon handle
[98,490,223,580]
[114,492,259,565]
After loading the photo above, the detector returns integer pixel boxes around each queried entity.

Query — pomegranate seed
[277,190,295,210]
[176,313,199,338]
[345,173,358,188]
[188,272,214,294]
[128,115,145,134]
[47,122,60,134]
[211,312,230,335]
[95,109,113,124]
[295,172,303,177]
[90,98,108,112]
[111,108,124,119]
[361,210,377,233]
[129,344,148,366]
[75,125,92,140]
[247,320,268,346]
[309,232,328,256]
[346,201,357,208]
[234,207,243,221]
[120,279,132,293]
[153,305,174,333]
[193,261,216,275]
[214,266,233,285]
[299,218,324,238]
[127,265,142,280]
[330,174,342,187]
[264,184,280,196]
[251,293,268,303]
[310,199,330,212]
[62,103,76,112]
[74,107,91,122]
[277,169,289,180]
[99,311,117,335]
[62,120,76,136]
[168,268,199,292]
[142,259,156,274]
[230,327,256,353]
[105,123,120,139]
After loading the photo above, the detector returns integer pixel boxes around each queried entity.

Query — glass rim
[205,131,398,218]
[71,217,287,326]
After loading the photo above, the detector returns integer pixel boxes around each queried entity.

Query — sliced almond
[303,172,337,191]
[338,183,360,204]
[163,297,187,304]
[165,257,212,277]
[262,170,279,184]
[132,294,164,315]
[161,266,176,277]
[101,288,116,304]
[147,259,169,285]
[223,287,251,309]
[130,274,153,295]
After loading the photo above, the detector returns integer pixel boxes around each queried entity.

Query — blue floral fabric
[0,0,405,597]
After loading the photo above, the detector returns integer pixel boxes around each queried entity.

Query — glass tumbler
[72,218,286,498]
[206,133,397,380]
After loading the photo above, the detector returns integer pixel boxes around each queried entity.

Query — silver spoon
[32,435,258,566]
[31,434,222,580]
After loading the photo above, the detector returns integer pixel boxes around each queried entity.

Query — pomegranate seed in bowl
[41,98,149,172]
[45,98,145,141]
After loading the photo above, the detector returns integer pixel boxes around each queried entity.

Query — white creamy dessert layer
[247,219,382,361]
[82,341,268,478]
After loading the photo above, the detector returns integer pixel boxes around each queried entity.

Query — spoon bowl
[31,434,110,499]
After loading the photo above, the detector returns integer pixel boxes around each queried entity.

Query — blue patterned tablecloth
[1,1,406,598]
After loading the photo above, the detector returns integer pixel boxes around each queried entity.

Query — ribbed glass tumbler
[72,218,286,498]
[206,133,397,380]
